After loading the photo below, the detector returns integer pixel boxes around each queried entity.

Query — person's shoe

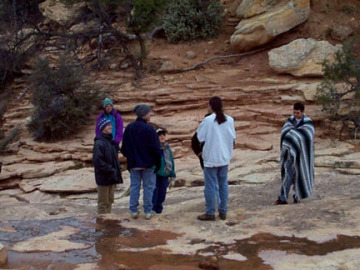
[219,212,227,220]
[130,211,139,219]
[197,214,216,221]
[145,212,154,220]
[275,198,288,205]
[293,195,300,204]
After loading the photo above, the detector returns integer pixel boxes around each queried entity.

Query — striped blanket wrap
[280,115,315,200]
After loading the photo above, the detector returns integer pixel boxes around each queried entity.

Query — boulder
[159,61,177,73]
[330,24,353,41]
[39,0,87,27]
[268,38,342,77]
[185,51,197,59]
[236,0,285,19]
[230,0,310,51]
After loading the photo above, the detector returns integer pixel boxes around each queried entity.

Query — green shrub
[163,0,224,43]
[28,55,102,141]
[316,43,360,117]
[127,0,167,34]
[316,42,360,139]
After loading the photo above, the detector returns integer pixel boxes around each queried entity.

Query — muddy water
[1,217,360,269]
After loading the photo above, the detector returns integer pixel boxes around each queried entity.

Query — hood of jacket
[94,132,113,142]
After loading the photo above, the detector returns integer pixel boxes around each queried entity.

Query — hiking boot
[197,214,216,221]
[130,211,139,219]
[219,212,227,220]
[275,198,288,205]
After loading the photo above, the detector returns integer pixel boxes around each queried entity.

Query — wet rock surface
[2,169,360,269]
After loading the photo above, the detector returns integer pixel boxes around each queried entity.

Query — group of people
[93,101,176,219]
[92,96,315,221]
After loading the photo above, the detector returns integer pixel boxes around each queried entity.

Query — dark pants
[97,184,115,214]
[152,176,168,214]
[114,143,120,152]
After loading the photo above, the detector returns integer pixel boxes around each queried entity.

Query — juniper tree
[316,42,360,139]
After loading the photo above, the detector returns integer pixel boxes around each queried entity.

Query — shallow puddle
[1,218,360,269]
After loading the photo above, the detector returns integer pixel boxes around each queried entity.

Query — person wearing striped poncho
[275,102,315,205]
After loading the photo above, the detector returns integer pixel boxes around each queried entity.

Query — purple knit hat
[98,118,111,131]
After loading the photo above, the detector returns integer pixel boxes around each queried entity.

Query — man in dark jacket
[93,118,122,214]
[121,104,161,220]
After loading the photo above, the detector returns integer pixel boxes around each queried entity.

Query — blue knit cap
[133,104,151,117]
[98,118,111,131]
[103,98,113,108]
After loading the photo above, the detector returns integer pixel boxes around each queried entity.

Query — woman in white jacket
[196,96,236,221]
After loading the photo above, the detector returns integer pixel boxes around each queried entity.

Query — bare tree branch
[170,47,267,73]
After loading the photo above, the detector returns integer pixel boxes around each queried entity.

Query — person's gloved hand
[168,177,176,189]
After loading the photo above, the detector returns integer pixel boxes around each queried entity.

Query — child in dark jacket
[93,118,122,214]
[152,128,176,214]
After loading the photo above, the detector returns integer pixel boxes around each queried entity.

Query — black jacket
[93,133,122,186]
[121,117,161,170]
[191,132,205,169]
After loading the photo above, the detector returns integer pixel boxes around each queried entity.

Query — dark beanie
[98,118,111,131]
[133,104,151,117]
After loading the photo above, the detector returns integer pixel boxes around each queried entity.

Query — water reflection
[1,217,360,269]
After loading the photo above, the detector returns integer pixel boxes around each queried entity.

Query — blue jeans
[152,176,168,214]
[129,168,156,214]
[203,165,229,215]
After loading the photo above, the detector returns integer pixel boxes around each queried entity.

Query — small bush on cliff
[28,56,101,141]
[162,0,224,43]
[316,42,360,139]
